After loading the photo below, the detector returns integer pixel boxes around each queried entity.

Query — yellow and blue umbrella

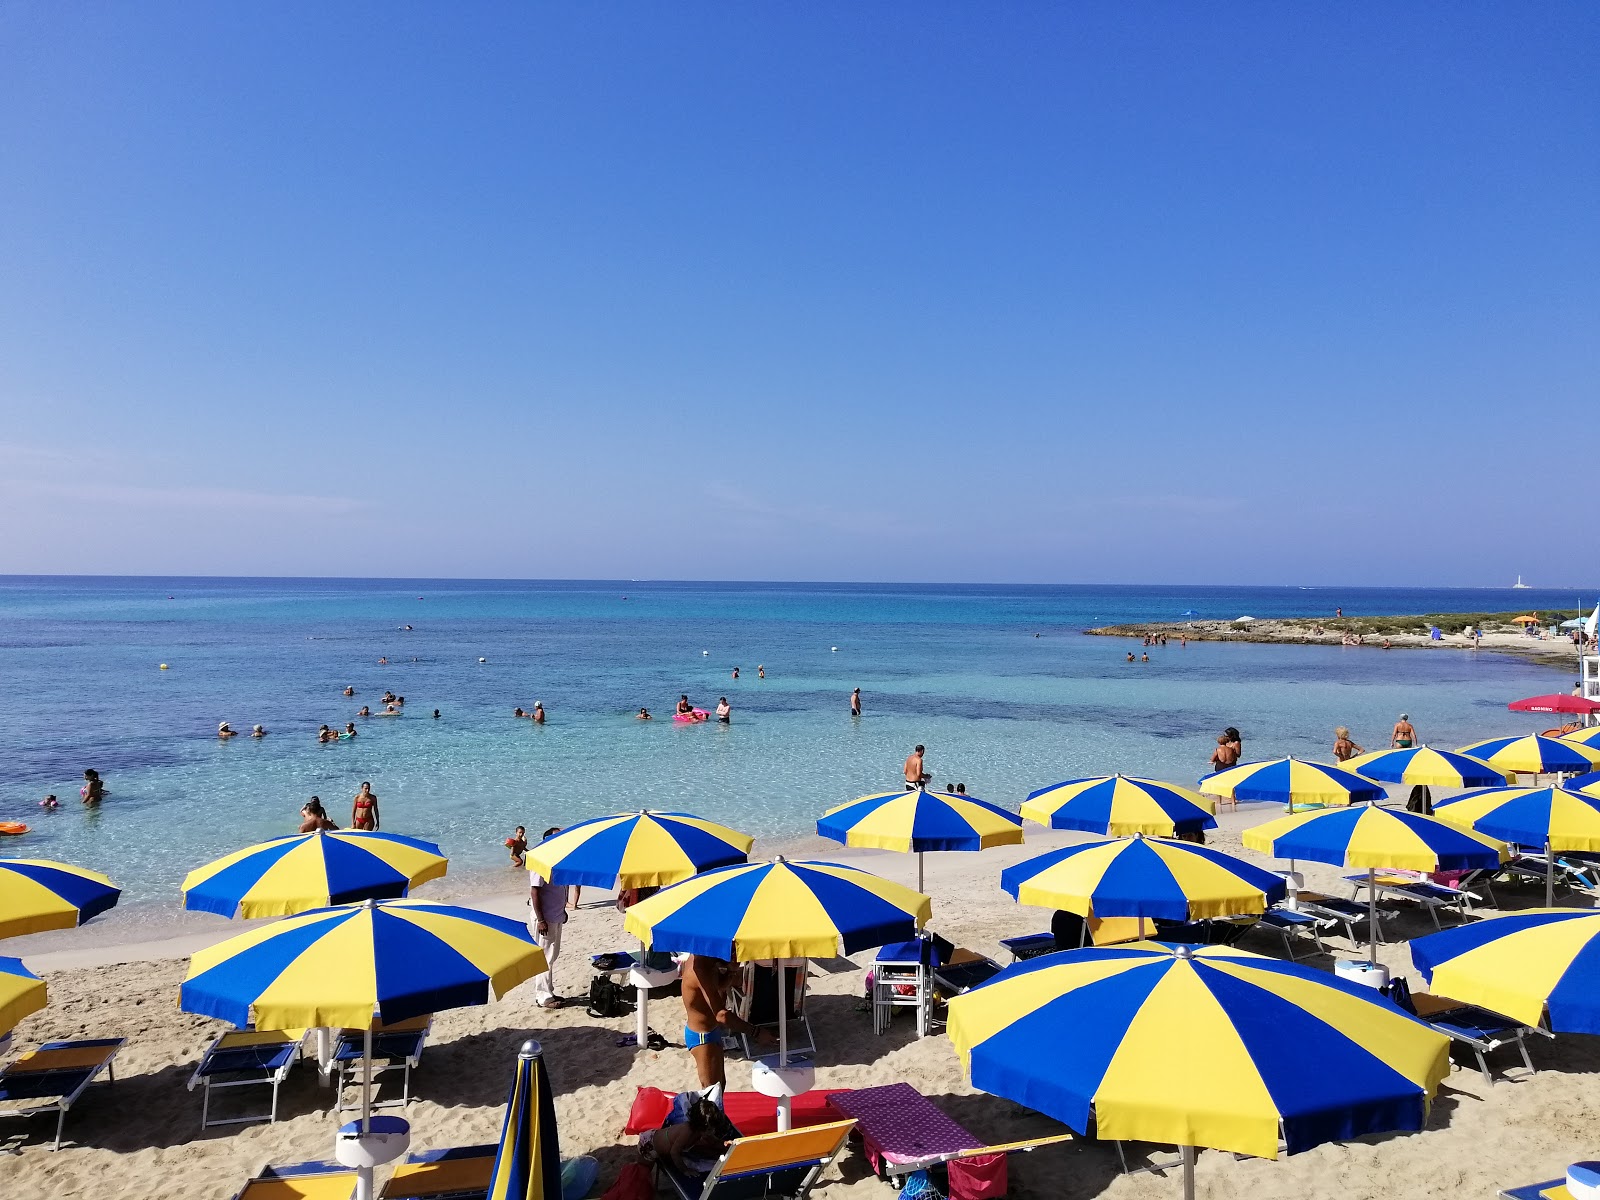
[999,835,1287,925]
[1411,909,1600,1033]
[1199,757,1385,810]
[0,859,121,940]
[1569,770,1600,799]
[1560,727,1600,751]
[1342,746,1509,790]
[181,830,448,919]
[1021,775,1216,837]
[625,857,930,961]
[485,1039,563,1200]
[818,788,1022,891]
[1433,785,1600,906]
[0,957,46,1039]
[181,897,544,1031]
[947,942,1450,1175]
[525,811,753,889]
[1243,805,1507,964]
[1456,734,1600,779]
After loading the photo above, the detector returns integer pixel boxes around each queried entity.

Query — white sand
[5,808,1599,1200]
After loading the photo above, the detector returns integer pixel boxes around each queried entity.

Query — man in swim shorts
[904,745,930,790]
[680,954,767,1089]
[715,697,730,723]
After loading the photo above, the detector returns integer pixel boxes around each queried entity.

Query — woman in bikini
[1391,714,1417,749]
[300,797,338,832]
[1332,727,1365,762]
[351,782,380,831]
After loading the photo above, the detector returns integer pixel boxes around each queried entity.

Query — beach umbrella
[1511,615,1540,626]
[998,836,1287,936]
[1243,806,1507,964]
[524,810,752,889]
[627,856,930,1104]
[1561,727,1600,751]
[1199,757,1386,810]
[1433,786,1600,906]
[817,787,1023,891]
[183,896,544,1198]
[1509,693,1600,716]
[1341,746,1509,790]
[1411,909,1600,1034]
[181,830,448,919]
[1021,775,1216,838]
[1568,770,1600,798]
[0,956,46,1041]
[485,1039,563,1200]
[947,943,1450,1199]
[0,859,121,940]
[1457,735,1600,779]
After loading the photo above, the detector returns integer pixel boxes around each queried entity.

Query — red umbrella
[1509,694,1600,715]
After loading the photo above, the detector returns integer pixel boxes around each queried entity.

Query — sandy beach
[6,801,1598,1200]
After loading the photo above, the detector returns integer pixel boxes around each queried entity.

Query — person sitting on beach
[641,1095,732,1176]
[715,697,730,723]
[676,695,694,717]
[506,825,527,867]
[904,745,931,790]
[637,707,653,720]
[357,706,371,717]
[251,724,267,738]
[217,721,238,738]
[1210,734,1239,773]
[351,782,380,830]
[532,702,545,724]
[344,722,358,738]
[300,797,338,832]
[318,724,337,742]
[343,686,355,697]
[1332,727,1364,762]
[1392,713,1417,748]
[81,769,104,806]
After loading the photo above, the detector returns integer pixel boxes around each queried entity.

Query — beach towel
[600,1162,652,1200]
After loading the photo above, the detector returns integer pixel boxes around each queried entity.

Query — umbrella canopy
[818,789,1023,853]
[1434,786,1600,853]
[1510,615,1540,625]
[1242,805,1507,873]
[181,830,448,919]
[998,835,1287,923]
[623,857,930,960]
[946,943,1450,1161]
[0,859,121,940]
[525,811,752,890]
[1342,746,1509,790]
[1199,757,1386,809]
[1410,909,1600,1033]
[1561,728,1600,750]
[1509,693,1600,715]
[1568,770,1600,798]
[1021,775,1216,837]
[181,898,545,1030]
[1456,735,1600,777]
[485,1039,563,1200]
[0,956,46,1038]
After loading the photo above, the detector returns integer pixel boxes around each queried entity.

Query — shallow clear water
[0,577,1582,903]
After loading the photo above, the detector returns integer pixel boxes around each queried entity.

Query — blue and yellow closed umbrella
[0,859,120,940]
[999,835,1287,930]
[181,830,448,919]
[947,943,1450,1184]
[0,956,46,1040]
[1200,757,1386,810]
[1342,746,1509,790]
[818,788,1022,891]
[485,1039,563,1200]
[1457,734,1600,779]
[1021,775,1216,837]
[525,811,753,889]
[1411,909,1600,1034]
[1434,785,1600,906]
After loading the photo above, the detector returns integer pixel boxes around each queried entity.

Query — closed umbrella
[817,787,1023,892]
[485,1040,563,1200]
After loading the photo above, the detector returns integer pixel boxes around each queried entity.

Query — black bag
[587,975,635,1019]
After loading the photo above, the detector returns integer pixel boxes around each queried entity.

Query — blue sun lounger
[188,1029,303,1129]
[657,1119,857,1200]
[1385,977,1541,1086]
[0,1037,125,1150]
[229,1160,356,1200]
[333,1016,431,1112]
[380,1144,498,1199]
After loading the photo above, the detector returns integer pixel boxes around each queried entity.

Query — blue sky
[1,4,1594,585]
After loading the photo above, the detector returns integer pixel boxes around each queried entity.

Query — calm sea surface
[0,577,1587,904]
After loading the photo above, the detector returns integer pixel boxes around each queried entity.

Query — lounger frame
[0,1037,124,1150]
[188,1030,303,1129]
[334,1018,431,1113]
[657,1119,855,1200]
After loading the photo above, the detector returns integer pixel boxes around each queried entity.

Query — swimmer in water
[218,721,238,738]
[757,665,765,679]
[731,667,739,680]
[532,702,545,724]
[432,709,440,719]
[676,695,694,717]
[81,769,104,806]
[40,794,58,809]
[344,722,358,738]
[637,707,652,720]
[716,697,731,723]
[351,782,380,831]
[251,724,267,738]
[318,724,337,743]
[357,706,371,718]
[506,825,527,868]
[300,797,338,832]
[378,704,400,716]
[850,687,861,716]
[343,687,355,697]
[378,657,388,665]
[514,708,527,719]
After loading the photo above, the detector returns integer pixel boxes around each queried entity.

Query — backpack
[587,975,636,1019]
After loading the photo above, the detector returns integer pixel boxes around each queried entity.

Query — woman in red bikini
[351,782,380,831]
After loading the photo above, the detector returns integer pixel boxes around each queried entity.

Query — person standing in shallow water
[850,688,861,717]
[351,782,380,830]
[81,769,104,806]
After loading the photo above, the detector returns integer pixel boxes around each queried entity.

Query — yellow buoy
[160,663,169,670]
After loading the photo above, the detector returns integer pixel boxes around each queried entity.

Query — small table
[592,951,681,1050]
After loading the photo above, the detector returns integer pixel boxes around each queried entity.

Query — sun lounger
[188,1029,303,1129]
[931,951,1003,1000]
[728,962,812,1061]
[999,932,1058,962]
[333,1016,431,1112]
[827,1081,1072,1189]
[656,1118,856,1200]
[1253,906,1328,959]
[1498,1181,1575,1200]
[380,1144,497,1200]
[230,1160,357,1200]
[1293,892,1391,946]
[0,1037,124,1150]
[1343,872,1479,929]
[1384,977,1539,1086]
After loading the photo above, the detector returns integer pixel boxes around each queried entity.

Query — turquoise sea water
[0,577,1586,904]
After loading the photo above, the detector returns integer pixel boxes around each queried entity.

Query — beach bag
[948,1153,1007,1200]
[587,975,634,1019]
[600,1162,652,1200]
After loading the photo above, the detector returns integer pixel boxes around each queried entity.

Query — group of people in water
[297,781,381,831]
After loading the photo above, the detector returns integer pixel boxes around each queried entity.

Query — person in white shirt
[529,826,570,1010]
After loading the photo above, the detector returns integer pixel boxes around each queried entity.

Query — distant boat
[1513,575,1531,589]
[1179,609,1200,617]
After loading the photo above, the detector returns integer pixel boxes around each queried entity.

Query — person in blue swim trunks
[681,954,771,1089]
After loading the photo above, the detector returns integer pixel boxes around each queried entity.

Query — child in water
[506,826,527,868]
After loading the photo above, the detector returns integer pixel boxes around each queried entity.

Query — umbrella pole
[637,936,650,1051]
[1368,868,1378,967]
[1547,838,1555,908]
[1182,1145,1196,1200]
[917,851,924,895]
[777,961,792,1131]
[362,1024,373,1133]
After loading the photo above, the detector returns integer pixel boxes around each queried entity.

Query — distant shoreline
[1086,610,1588,668]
